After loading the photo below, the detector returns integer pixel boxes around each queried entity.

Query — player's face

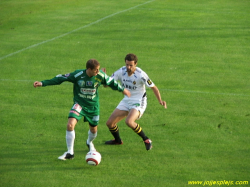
[88,66,100,77]
[125,60,137,76]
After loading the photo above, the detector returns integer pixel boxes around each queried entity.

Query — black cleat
[105,139,123,145]
[144,139,152,150]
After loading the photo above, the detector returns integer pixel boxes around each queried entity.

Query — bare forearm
[151,86,167,108]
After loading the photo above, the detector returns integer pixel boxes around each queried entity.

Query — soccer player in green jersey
[33,59,130,160]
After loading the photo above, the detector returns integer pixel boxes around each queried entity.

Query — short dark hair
[86,59,100,69]
[125,53,138,64]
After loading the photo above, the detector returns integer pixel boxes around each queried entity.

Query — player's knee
[106,120,112,128]
[89,126,97,134]
[106,119,117,128]
[67,122,75,131]
[125,118,134,127]
[67,118,77,131]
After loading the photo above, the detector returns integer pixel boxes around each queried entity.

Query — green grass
[0,0,249,186]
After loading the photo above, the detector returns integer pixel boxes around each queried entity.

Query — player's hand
[102,67,108,88]
[123,89,131,97]
[101,67,106,73]
[160,101,167,109]
[33,81,42,88]
[101,68,109,88]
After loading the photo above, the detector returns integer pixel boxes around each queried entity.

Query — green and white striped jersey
[41,69,124,107]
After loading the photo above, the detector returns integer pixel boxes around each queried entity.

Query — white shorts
[116,97,147,119]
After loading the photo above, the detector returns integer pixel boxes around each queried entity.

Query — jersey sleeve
[141,71,155,88]
[41,71,77,86]
[100,70,124,92]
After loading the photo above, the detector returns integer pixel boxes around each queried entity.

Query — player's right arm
[33,81,42,88]
[33,71,78,88]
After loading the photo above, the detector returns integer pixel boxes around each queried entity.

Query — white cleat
[86,141,96,151]
[58,152,74,160]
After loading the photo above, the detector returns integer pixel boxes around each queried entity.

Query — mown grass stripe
[0,0,154,61]
[1,78,248,97]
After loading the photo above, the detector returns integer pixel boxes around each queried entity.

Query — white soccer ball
[85,151,101,166]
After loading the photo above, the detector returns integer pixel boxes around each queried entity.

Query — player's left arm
[142,71,167,109]
[150,86,167,109]
[100,70,130,96]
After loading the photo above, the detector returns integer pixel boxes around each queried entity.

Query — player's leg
[58,103,83,160]
[126,108,148,140]
[126,108,152,151]
[105,108,128,144]
[86,124,97,151]
[66,117,77,154]
[58,117,78,160]
[83,108,99,151]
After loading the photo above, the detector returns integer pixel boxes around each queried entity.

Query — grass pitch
[0,0,249,186]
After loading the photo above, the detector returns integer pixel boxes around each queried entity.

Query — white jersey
[111,66,155,101]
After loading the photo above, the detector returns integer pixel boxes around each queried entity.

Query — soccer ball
[85,151,101,166]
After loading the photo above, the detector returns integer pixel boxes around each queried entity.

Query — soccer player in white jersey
[105,53,167,150]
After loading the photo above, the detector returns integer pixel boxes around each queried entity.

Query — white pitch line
[0,0,155,61]
[160,89,250,97]
[0,79,249,97]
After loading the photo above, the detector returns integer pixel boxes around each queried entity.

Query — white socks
[87,130,97,144]
[87,130,97,151]
[66,130,75,155]
[66,130,97,154]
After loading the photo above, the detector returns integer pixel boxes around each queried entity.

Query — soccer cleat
[86,141,96,151]
[105,139,123,145]
[58,152,74,160]
[144,139,152,150]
